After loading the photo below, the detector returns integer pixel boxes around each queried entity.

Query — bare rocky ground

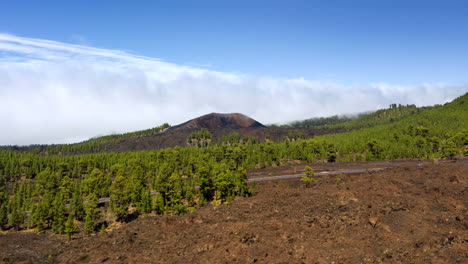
[1,159,467,264]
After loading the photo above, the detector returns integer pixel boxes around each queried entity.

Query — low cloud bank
[0,33,466,145]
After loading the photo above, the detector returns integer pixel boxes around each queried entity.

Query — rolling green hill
[284,103,434,131]
[2,123,171,154]
[321,104,431,130]
[316,92,468,159]
[274,115,358,128]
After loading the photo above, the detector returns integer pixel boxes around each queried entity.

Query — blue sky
[1,0,467,84]
[0,0,467,145]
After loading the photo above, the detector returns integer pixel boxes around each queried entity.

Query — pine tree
[152,192,165,215]
[127,161,145,204]
[64,214,76,240]
[59,176,73,200]
[110,174,129,221]
[27,204,38,229]
[51,192,65,234]
[84,214,95,234]
[82,168,104,197]
[0,203,7,230]
[0,188,8,230]
[9,208,21,231]
[70,185,85,220]
[164,172,187,214]
[34,192,54,230]
[84,193,99,234]
[304,166,314,177]
[138,189,152,214]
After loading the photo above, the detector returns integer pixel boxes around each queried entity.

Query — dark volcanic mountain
[167,113,265,132]
[98,113,268,151]
[99,112,338,152]
[5,113,341,153]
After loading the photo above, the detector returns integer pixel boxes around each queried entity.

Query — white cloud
[0,33,466,145]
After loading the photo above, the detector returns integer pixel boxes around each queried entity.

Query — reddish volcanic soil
[179,113,265,129]
[1,159,467,264]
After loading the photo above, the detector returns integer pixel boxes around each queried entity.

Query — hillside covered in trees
[279,103,433,130]
[1,113,339,154]
[0,93,466,237]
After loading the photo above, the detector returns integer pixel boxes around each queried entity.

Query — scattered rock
[380,224,392,233]
[240,233,258,244]
[369,217,378,228]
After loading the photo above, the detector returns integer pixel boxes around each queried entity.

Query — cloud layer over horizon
[0,33,466,145]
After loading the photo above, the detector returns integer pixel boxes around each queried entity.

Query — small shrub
[99,224,107,233]
[301,176,316,188]
[304,166,314,177]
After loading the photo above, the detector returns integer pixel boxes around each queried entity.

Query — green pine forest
[0,93,466,236]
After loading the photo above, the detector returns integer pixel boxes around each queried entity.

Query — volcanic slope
[9,113,341,153]
[102,113,338,152]
[169,112,265,130]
